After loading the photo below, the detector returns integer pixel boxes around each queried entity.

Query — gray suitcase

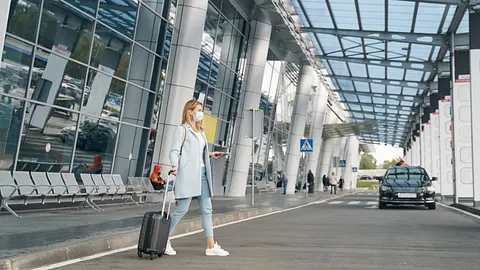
[137,171,176,260]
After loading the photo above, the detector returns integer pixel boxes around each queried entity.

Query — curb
[0,207,282,270]
[449,203,480,217]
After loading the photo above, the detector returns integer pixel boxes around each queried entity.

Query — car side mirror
[431,177,438,181]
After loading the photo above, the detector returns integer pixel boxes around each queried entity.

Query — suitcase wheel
[150,254,154,260]
[137,249,143,258]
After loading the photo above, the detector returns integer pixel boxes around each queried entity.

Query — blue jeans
[283,180,288,194]
[168,168,213,238]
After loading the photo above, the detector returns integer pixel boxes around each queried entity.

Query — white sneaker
[164,240,176,256]
[205,242,229,256]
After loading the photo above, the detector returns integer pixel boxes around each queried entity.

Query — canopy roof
[290,0,469,147]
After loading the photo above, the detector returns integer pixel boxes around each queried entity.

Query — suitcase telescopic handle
[161,168,177,217]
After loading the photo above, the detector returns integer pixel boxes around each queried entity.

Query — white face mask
[193,111,203,122]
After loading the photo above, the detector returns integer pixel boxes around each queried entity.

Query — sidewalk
[0,189,355,262]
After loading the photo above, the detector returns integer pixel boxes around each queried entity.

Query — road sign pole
[304,152,308,198]
[251,111,255,207]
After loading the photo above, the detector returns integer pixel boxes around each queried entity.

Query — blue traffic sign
[339,160,346,168]
[352,167,358,172]
[109,98,117,105]
[300,138,313,153]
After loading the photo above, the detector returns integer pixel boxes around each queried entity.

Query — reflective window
[38,0,95,65]
[0,96,24,171]
[97,0,138,40]
[30,48,87,111]
[83,69,126,120]
[91,24,132,80]
[113,123,149,178]
[1,36,34,99]
[17,102,79,172]
[6,0,42,42]
[72,116,118,174]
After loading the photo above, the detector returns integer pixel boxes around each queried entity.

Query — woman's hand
[210,152,225,159]
[170,166,177,176]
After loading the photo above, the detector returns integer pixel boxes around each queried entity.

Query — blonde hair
[182,99,204,131]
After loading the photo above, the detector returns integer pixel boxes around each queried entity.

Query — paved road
[56,192,480,270]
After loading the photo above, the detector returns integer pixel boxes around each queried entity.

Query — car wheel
[379,202,387,209]
[427,203,436,210]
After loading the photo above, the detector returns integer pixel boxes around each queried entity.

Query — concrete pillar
[305,82,328,178]
[469,10,480,206]
[284,65,316,194]
[225,10,271,197]
[151,0,209,170]
[331,137,347,177]
[0,0,11,58]
[451,49,473,199]
[344,137,359,190]
[337,136,350,178]
[317,110,337,183]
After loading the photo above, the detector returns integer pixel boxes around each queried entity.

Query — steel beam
[340,101,413,110]
[316,55,450,73]
[336,90,423,102]
[397,0,466,5]
[329,75,437,90]
[301,27,469,47]
[347,109,415,118]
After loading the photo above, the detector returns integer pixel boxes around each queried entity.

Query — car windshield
[385,167,429,181]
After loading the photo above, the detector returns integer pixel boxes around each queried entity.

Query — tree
[359,153,377,169]
[382,157,403,169]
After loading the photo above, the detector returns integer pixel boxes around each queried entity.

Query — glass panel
[128,45,155,89]
[38,0,95,64]
[72,116,118,174]
[113,123,149,180]
[91,24,132,80]
[1,36,34,99]
[202,4,220,57]
[17,102,79,172]
[6,0,42,42]
[30,48,87,112]
[121,84,155,127]
[0,96,24,171]
[163,23,174,58]
[136,4,163,53]
[63,0,97,17]
[83,69,126,120]
[141,0,165,16]
[97,0,138,40]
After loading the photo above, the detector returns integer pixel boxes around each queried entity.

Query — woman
[330,172,338,195]
[322,175,328,192]
[166,99,229,257]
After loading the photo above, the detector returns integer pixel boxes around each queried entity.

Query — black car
[378,166,437,210]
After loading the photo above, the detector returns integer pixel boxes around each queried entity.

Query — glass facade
[0,0,173,179]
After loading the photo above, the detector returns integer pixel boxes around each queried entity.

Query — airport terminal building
[0,0,363,197]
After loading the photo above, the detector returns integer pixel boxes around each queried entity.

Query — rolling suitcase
[137,170,176,260]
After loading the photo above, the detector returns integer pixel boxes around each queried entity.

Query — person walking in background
[322,175,329,192]
[278,170,288,195]
[307,170,315,194]
[166,99,229,257]
[338,176,344,192]
[330,172,338,195]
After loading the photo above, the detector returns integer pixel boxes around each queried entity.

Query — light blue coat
[169,124,214,199]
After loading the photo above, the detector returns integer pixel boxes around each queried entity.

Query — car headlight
[380,185,392,191]
[423,186,435,193]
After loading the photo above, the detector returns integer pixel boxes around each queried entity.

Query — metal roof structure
[289,0,471,148]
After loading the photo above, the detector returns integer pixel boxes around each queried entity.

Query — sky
[372,145,404,164]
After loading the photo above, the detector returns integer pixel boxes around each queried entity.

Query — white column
[331,137,347,177]
[284,65,316,194]
[317,110,337,182]
[469,12,480,205]
[425,121,432,175]
[0,0,11,58]
[344,137,359,190]
[226,10,271,197]
[152,0,209,169]
[439,96,453,196]
[305,82,328,178]
[430,110,441,192]
[337,136,350,178]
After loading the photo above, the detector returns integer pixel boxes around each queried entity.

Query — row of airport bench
[0,171,164,218]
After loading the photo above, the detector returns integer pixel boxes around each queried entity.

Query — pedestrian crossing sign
[300,138,313,153]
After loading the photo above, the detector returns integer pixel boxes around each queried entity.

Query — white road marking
[348,201,361,205]
[32,192,360,270]
[328,201,344,204]
[367,201,377,205]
